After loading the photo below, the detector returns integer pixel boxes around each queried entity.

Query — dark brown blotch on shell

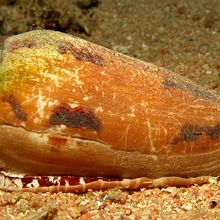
[58,40,105,66]
[7,39,36,51]
[163,78,218,100]
[3,94,27,121]
[172,124,220,144]
[50,105,101,131]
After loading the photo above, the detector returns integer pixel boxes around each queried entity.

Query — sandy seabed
[0,0,220,219]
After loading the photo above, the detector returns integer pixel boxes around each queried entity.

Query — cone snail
[0,30,219,193]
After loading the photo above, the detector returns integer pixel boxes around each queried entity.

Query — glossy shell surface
[0,31,220,188]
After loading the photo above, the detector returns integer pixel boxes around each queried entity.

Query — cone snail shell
[0,30,219,192]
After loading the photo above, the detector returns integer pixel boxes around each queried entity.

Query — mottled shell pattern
[0,30,220,192]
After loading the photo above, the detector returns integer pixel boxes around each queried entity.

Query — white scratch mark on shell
[95,106,103,113]
[100,70,107,75]
[83,96,92,101]
[69,103,79,108]
[127,113,136,118]
[147,120,156,153]
[37,90,48,119]
[40,70,61,87]
[112,92,116,101]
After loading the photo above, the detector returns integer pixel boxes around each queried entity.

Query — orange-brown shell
[0,30,220,179]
